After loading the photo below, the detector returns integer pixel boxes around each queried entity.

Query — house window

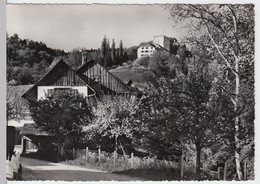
[48,88,78,96]
[141,51,144,53]
[146,47,148,49]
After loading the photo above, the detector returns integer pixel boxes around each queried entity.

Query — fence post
[131,152,134,168]
[217,167,221,180]
[86,147,88,161]
[73,148,75,159]
[98,148,101,162]
[180,154,184,179]
[113,150,117,165]
[223,162,227,180]
[244,162,247,180]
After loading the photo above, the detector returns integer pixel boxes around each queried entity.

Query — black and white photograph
[5,1,255,182]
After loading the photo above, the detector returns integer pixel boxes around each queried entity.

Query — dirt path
[20,157,140,181]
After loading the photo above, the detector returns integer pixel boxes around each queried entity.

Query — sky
[6,4,186,52]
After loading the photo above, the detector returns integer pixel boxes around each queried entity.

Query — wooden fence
[72,147,249,180]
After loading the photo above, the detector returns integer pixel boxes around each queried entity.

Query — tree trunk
[115,136,118,153]
[195,143,201,180]
[119,139,127,160]
[234,58,243,180]
[57,143,66,161]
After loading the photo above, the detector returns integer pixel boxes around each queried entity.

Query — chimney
[81,51,87,66]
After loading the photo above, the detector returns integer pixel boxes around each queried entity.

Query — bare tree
[166,4,254,180]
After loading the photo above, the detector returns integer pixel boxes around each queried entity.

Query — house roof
[20,123,55,136]
[22,59,95,101]
[138,43,169,52]
[138,43,156,48]
[77,59,140,95]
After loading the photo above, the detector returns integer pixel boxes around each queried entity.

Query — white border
[2,1,259,184]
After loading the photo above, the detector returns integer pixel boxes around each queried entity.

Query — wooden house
[22,59,97,105]
[20,58,140,153]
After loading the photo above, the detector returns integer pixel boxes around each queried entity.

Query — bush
[63,149,179,173]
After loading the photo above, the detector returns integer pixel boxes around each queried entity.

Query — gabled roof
[138,43,169,52]
[138,43,156,48]
[77,60,140,95]
[22,59,95,101]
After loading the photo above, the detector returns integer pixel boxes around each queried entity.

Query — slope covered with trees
[7,33,67,85]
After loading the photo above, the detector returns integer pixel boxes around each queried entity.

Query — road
[20,157,140,181]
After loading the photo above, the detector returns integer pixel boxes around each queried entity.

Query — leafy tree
[7,33,67,85]
[87,96,139,157]
[29,92,94,161]
[119,40,124,64]
[136,49,234,179]
[104,38,111,67]
[100,36,107,67]
[7,102,14,121]
[166,4,254,180]
[111,39,116,65]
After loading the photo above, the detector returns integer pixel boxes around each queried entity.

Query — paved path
[20,157,140,181]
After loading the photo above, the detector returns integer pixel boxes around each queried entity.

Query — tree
[111,39,116,65]
[7,102,14,121]
[87,96,139,157]
[104,38,111,67]
[166,4,254,180]
[136,49,234,179]
[100,36,107,66]
[7,33,67,84]
[119,40,123,64]
[29,92,94,161]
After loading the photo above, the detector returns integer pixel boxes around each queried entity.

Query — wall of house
[153,35,165,47]
[137,45,155,58]
[153,35,171,51]
[37,86,89,100]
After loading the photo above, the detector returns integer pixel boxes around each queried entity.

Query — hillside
[7,33,67,85]
[109,67,147,91]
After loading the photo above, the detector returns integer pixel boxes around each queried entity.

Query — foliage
[86,96,139,154]
[29,92,94,160]
[6,85,31,120]
[135,48,236,179]
[7,33,67,85]
[165,4,254,180]
[63,148,181,179]
[7,102,14,121]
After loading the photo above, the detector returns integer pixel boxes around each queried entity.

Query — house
[153,35,178,53]
[19,58,140,153]
[137,35,179,59]
[137,43,156,58]
[22,59,96,104]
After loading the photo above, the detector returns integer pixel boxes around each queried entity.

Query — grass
[61,149,212,181]
[109,67,147,91]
